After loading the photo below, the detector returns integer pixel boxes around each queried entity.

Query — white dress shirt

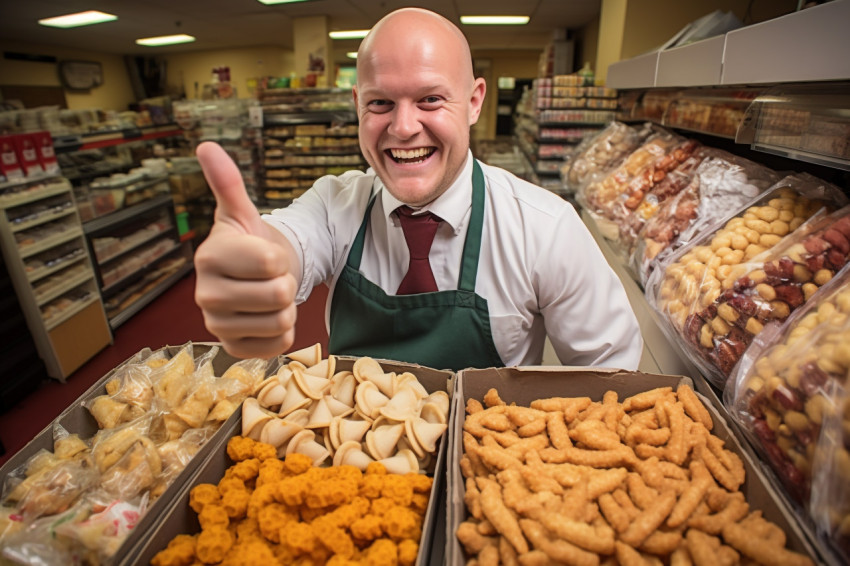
[263,150,643,369]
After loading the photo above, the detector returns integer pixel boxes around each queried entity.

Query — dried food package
[726,267,850,565]
[648,175,849,387]
[577,130,687,235]
[632,151,781,286]
[561,121,652,194]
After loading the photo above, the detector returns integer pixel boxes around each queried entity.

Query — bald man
[194,7,643,371]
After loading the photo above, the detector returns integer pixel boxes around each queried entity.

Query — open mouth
[387,147,435,164]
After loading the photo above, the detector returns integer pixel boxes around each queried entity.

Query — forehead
[357,41,467,98]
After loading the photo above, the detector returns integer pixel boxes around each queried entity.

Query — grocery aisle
[0,271,329,467]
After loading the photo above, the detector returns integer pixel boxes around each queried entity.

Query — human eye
[367,99,393,113]
[419,95,443,108]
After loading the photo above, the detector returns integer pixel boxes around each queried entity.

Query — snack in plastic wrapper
[650,176,849,387]
[726,266,850,565]
[561,121,652,194]
[632,151,782,286]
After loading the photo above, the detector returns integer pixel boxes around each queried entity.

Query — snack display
[578,131,687,228]
[649,177,848,385]
[455,384,813,565]
[561,121,651,193]
[241,344,449,474]
[149,436,433,566]
[651,178,850,386]
[631,151,781,286]
[0,343,268,565]
[727,269,850,565]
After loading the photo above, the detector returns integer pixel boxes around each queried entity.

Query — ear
[467,77,487,126]
[352,86,360,114]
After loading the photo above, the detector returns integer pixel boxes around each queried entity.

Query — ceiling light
[329,30,370,40]
[136,34,196,47]
[346,52,358,59]
[256,0,312,4]
[460,15,530,25]
[38,10,117,29]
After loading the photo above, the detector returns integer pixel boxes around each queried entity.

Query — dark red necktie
[396,205,441,294]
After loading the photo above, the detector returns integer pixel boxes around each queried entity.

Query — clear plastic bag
[725,265,850,565]
[563,121,652,194]
[649,175,850,387]
[632,150,781,286]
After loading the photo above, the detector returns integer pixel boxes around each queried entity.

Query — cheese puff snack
[151,533,197,566]
[151,438,434,565]
[456,386,814,566]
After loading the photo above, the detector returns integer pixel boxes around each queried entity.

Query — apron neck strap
[347,159,487,292]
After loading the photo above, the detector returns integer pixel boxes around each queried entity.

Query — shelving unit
[0,174,111,381]
[514,77,617,195]
[83,193,193,329]
[258,87,364,209]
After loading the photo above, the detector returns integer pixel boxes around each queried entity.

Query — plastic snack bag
[648,174,848,387]
[562,121,652,193]
[726,266,850,565]
[632,150,780,286]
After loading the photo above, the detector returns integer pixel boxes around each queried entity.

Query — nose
[387,102,422,140]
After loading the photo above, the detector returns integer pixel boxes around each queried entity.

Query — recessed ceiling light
[329,29,370,40]
[460,15,530,25]
[38,10,117,29]
[136,34,197,47]
[256,0,312,4]
[346,52,358,59]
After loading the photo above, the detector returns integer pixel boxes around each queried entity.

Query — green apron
[328,160,503,372]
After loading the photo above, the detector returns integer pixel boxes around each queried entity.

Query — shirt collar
[379,150,474,235]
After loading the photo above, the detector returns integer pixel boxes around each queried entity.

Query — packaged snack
[632,151,781,286]
[726,267,850,565]
[649,175,849,387]
[561,122,652,194]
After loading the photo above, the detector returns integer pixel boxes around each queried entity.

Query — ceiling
[0,0,601,63]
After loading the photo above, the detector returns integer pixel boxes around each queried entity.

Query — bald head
[357,8,475,86]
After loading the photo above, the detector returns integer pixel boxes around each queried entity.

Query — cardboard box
[13,133,43,177]
[0,134,24,181]
[128,357,454,566]
[447,367,819,565]
[0,342,269,566]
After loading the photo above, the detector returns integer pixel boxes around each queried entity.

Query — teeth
[390,148,432,159]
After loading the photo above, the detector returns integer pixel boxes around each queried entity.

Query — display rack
[257,87,364,209]
[0,174,111,381]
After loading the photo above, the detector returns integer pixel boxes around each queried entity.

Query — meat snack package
[561,121,653,194]
[647,175,849,389]
[0,342,272,566]
[129,346,453,566]
[577,130,687,243]
[631,151,781,287]
[725,267,850,566]
[447,367,819,566]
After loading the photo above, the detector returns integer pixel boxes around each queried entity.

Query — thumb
[196,141,263,235]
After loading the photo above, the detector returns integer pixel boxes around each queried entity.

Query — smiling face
[354,9,486,207]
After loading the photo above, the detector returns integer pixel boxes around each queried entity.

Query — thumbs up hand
[193,141,299,359]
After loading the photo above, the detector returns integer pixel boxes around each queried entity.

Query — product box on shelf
[0,135,24,182]
[447,367,819,566]
[128,356,454,566]
[168,171,208,204]
[0,342,272,566]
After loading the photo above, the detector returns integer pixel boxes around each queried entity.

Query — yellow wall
[0,41,136,111]
[472,49,540,140]
[162,46,295,99]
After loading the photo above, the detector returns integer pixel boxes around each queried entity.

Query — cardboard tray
[0,342,272,566]
[128,357,454,566]
[446,366,819,565]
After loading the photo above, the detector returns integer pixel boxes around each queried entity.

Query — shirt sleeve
[261,170,372,303]
[536,204,644,370]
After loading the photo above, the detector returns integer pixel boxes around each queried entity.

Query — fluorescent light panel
[136,34,196,46]
[256,0,312,4]
[38,10,117,28]
[346,52,358,59]
[460,15,530,25]
[329,29,370,39]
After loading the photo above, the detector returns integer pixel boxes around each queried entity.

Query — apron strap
[346,191,377,271]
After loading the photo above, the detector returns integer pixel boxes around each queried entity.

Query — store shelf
[44,294,99,331]
[608,1,850,89]
[108,260,192,329]
[35,270,94,307]
[27,252,86,284]
[101,241,181,295]
[83,193,172,234]
[0,177,70,209]
[10,206,76,233]
[18,226,84,259]
[263,111,358,126]
[52,124,183,154]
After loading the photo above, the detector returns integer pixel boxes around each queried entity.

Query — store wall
[471,49,540,140]
[0,40,136,111]
[162,46,295,99]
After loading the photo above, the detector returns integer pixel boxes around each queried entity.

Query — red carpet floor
[0,270,329,467]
